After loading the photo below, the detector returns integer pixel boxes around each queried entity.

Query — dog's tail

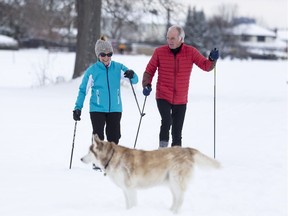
[193,150,221,169]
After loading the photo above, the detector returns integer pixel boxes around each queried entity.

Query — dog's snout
[81,154,91,164]
[80,157,87,163]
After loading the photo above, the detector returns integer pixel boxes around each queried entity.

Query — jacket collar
[170,43,183,56]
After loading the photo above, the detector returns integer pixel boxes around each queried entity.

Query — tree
[0,0,75,42]
[101,0,142,41]
[146,0,185,37]
[73,0,102,79]
[208,4,240,58]
[184,7,208,55]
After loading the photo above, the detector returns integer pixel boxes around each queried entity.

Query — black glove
[143,84,152,96]
[73,109,81,121]
[124,69,134,79]
[209,48,219,61]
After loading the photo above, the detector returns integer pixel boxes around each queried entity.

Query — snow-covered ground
[0,49,287,216]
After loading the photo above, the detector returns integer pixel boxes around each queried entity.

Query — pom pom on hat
[95,36,113,57]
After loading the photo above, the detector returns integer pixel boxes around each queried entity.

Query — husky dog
[81,134,220,213]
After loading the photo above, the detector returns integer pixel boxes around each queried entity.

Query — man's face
[166,28,182,49]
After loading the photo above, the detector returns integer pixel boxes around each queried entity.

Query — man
[142,25,219,148]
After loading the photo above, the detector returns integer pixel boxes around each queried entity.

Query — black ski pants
[90,112,122,144]
[156,99,187,146]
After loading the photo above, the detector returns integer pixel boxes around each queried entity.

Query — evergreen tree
[184,7,208,55]
[205,22,223,54]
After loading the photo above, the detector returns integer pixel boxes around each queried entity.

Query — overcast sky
[181,0,288,29]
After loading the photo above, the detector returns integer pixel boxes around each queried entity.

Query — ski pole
[134,96,147,148]
[129,79,142,116]
[213,66,216,159]
[69,121,77,169]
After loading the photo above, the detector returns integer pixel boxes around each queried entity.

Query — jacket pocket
[96,90,100,105]
[117,89,120,104]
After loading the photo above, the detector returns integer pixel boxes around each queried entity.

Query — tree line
[0,0,243,78]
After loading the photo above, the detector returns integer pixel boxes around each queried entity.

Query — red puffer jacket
[145,44,214,104]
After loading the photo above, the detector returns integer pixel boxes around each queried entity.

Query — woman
[73,36,138,146]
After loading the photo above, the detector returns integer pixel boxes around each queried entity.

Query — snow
[0,34,18,48]
[277,29,288,41]
[0,49,287,216]
[0,35,18,45]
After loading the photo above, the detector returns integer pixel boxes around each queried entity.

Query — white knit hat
[95,36,113,57]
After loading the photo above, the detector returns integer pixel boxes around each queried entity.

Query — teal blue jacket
[74,61,138,112]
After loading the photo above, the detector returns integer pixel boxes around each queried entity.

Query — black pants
[90,112,122,144]
[157,99,187,146]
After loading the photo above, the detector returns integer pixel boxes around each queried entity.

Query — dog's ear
[93,134,103,143]
[94,134,100,141]
[92,134,104,150]
[92,134,99,145]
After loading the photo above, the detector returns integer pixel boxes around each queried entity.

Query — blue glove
[143,84,152,96]
[209,48,219,61]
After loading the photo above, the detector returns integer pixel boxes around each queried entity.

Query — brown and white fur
[81,134,220,213]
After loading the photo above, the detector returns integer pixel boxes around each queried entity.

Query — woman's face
[99,52,113,66]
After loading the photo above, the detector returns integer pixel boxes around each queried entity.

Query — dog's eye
[89,150,98,159]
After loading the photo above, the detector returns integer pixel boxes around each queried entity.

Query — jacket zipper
[173,55,177,103]
[106,66,111,112]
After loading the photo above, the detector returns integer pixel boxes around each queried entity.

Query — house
[276,29,288,52]
[231,23,287,60]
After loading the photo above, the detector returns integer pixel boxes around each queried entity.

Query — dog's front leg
[123,188,137,209]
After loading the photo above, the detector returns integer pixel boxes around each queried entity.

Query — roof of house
[232,23,276,37]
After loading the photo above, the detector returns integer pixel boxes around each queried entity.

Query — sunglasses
[99,52,113,57]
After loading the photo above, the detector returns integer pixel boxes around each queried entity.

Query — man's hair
[168,25,185,42]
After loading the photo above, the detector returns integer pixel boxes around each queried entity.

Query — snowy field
[0,49,287,216]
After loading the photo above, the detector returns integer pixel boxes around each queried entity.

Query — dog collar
[103,149,115,176]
